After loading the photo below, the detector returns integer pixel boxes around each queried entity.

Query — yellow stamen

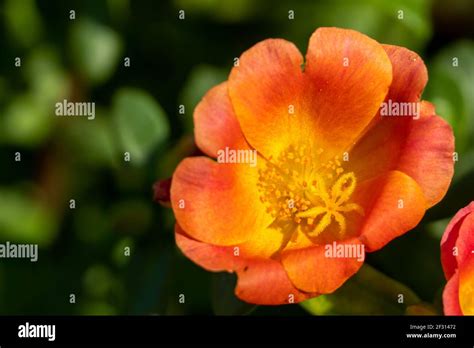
[257,145,363,240]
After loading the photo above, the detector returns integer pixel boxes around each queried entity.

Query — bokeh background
[0,0,473,315]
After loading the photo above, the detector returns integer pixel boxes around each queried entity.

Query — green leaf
[1,47,68,147]
[301,264,421,315]
[424,41,474,153]
[24,46,70,106]
[0,188,58,246]
[1,94,53,147]
[5,0,43,47]
[211,273,256,315]
[179,65,226,133]
[70,19,123,84]
[113,88,170,165]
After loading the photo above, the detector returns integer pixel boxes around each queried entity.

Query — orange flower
[170,28,454,305]
[441,202,474,315]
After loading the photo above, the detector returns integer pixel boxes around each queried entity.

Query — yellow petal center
[257,145,363,240]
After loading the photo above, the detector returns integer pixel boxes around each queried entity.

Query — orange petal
[350,43,427,144]
[304,27,392,155]
[357,171,426,252]
[459,254,474,315]
[235,256,313,305]
[441,202,474,279]
[175,226,315,305]
[348,116,409,182]
[194,82,248,158]
[228,38,306,160]
[349,103,454,208]
[175,225,245,272]
[228,28,392,161]
[443,271,462,315]
[281,237,364,293]
[382,45,428,103]
[396,112,454,208]
[348,44,453,207]
[170,156,272,246]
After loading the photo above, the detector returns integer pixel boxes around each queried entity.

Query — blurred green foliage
[70,18,123,84]
[424,41,474,154]
[4,0,44,47]
[0,188,58,245]
[175,0,259,22]
[302,264,422,315]
[113,88,169,165]
[0,0,472,315]
[280,0,432,51]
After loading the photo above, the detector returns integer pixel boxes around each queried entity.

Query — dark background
[0,0,473,315]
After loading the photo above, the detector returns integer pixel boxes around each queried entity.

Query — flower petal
[349,102,454,208]
[281,237,364,293]
[175,226,315,305]
[304,27,392,155]
[194,82,247,158]
[228,38,306,160]
[235,257,314,305]
[350,43,427,145]
[170,156,272,246]
[459,254,474,315]
[175,225,245,272]
[382,44,428,103]
[441,202,474,279]
[357,170,426,252]
[228,28,392,161]
[396,107,454,207]
[443,271,463,315]
[238,223,288,259]
[347,44,453,207]
[456,211,474,266]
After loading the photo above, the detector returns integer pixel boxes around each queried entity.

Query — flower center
[257,145,363,238]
